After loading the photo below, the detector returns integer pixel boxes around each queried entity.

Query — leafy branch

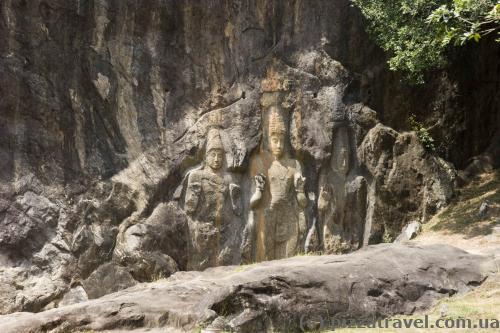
[427,1,500,45]
[352,0,500,83]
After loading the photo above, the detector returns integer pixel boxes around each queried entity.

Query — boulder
[0,244,494,333]
[359,125,456,243]
[113,203,188,281]
[395,221,422,243]
[81,263,136,300]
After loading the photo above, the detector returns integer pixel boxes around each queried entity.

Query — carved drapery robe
[184,169,241,270]
[245,153,307,262]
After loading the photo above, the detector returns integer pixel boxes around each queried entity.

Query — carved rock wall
[0,0,496,314]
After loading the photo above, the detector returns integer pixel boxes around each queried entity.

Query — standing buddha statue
[244,106,307,261]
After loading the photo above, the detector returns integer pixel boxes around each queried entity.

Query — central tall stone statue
[242,106,308,262]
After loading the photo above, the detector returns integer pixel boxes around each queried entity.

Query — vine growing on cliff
[352,0,500,83]
[409,115,436,152]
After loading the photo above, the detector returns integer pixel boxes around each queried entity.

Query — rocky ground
[0,243,496,333]
[331,272,500,333]
[1,169,498,333]
[332,169,500,333]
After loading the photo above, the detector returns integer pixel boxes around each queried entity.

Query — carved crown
[268,107,286,136]
[206,128,224,152]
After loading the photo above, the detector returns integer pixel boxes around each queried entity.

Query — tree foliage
[352,0,500,83]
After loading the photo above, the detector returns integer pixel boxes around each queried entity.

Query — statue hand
[295,175,306,192]
[254,173,266,191]
[189,182,201,194]
[319,186,331,200]
[318,186,331,211]
[230,183,242,215]
[185,182,201,214]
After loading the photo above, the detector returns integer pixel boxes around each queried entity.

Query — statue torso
[187,169,230,225]
[268,160,295,207]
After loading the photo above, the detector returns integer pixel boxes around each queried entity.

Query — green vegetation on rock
[409,114,436,152]
[352,0,500,83]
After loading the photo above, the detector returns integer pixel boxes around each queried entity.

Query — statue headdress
[268,107,286,136]
[206,127,224,152]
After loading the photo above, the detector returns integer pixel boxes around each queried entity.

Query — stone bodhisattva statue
[183,128,242,270]
[317,125,367,253]
[243,107,307,262]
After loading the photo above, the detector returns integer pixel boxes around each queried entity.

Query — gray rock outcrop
[0,244,494,333]
[395,221,422,243]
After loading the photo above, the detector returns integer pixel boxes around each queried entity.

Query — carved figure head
[339,147,349,174]
[268,106,286,158]
[205,128,224,171]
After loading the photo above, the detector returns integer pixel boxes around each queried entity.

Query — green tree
[352,0,500,83]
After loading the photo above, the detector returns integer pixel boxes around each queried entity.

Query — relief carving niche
[171,57,378,270]
[241,74,309,263]
[318,123,368,253]
[177,127,243,270]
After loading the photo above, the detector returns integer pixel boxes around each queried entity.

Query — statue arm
[294,167,307,208]
[250,173,266,209]
[229,183,242,215]
[250,190,262,209]
[184,173,201,215]
[318,186,331,212]
[296,191,307,208]
[240,211,256,264]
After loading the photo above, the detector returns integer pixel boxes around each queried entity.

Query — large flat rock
[0,244,495,333]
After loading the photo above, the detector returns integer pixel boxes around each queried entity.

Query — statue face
[269,134,284,158]
[206,148,224,171]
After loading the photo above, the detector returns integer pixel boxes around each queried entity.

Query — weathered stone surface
[0,244,494,333]
[57,286,88,307]
[114,202,187,281]
[0,0,498,315]
[358,125,456,243]
[0,190,59,256]
[395,221,422,243]
[478,201,490,219]
[81,263,136,300]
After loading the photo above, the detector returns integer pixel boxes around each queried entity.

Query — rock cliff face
[0,0,498,314]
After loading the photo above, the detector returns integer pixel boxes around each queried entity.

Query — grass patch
[234,262,257,273]
[428,170,500,238]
